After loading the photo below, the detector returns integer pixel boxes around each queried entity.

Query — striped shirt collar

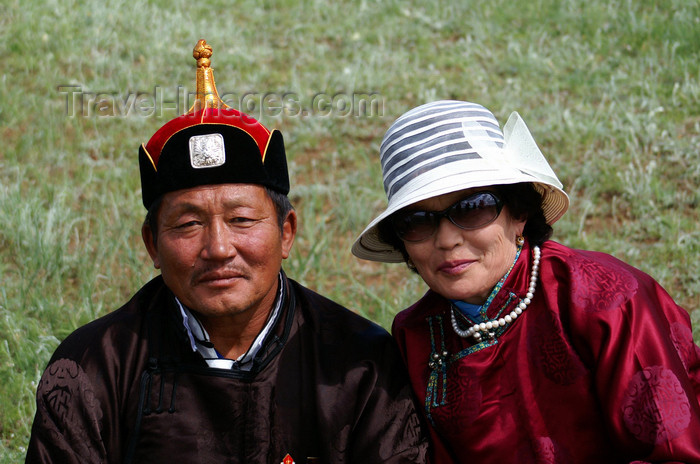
[174,272,285,371]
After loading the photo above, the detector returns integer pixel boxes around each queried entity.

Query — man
[26,40,427,464]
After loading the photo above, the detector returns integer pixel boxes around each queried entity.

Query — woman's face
[402,188,526,305]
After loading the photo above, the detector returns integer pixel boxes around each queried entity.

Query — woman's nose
[433,216,464,250]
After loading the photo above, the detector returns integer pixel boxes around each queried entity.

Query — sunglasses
[391,191,503,242]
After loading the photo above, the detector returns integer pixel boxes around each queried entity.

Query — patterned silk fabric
[393,240,700,463]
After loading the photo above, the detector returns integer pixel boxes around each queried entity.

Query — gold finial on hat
[188,39,230,113]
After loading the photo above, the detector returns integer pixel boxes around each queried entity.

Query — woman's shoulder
[540,240,663,312]
[393,290,448,330]
[542,240,651,279]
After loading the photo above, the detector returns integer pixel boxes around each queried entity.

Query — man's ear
[280,209,297,260]
[142,223,161,269]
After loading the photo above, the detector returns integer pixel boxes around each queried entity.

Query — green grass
[2,0,700,459]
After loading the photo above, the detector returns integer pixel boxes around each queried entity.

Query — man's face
[143,184,296,322]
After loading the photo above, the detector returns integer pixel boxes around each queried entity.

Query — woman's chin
[431,282,487,304]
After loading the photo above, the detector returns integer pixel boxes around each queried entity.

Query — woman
[352,100,700,463]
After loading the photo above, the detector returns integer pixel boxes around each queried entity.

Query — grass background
[2,0,699,460]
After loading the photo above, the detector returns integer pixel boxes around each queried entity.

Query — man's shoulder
[287,278,408,377]
[288,278,392,343]
[50,276,169,363]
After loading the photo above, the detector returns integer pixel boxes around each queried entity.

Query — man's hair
[265,187,294,229]
[144,187,294,246]
[377,182,553,270]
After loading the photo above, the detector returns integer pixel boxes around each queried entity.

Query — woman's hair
[377,182,552,268]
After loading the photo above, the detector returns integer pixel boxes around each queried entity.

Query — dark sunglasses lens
[392,211,435,242]
[450,193,501,229]
[392,192,502,242]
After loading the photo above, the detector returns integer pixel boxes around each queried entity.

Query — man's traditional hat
[139,39,289,209]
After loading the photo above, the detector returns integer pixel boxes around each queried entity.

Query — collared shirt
[174,272,284,370]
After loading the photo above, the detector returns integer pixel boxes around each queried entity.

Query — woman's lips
[437,260,474,275]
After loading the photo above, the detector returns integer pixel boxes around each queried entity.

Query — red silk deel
[393,240,700,463]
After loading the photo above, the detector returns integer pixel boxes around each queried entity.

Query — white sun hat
[351,100,569,263]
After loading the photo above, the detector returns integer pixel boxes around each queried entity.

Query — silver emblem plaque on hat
[189,133,226,169]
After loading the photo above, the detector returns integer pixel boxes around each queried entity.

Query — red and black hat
[139,39,289,209]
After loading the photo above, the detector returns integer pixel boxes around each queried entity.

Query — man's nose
[201,220,236,261]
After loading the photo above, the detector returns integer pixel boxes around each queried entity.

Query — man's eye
[176,221,199,229]
[230,217,255,224]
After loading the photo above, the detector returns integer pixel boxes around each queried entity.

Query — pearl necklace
[450,245,541,340]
